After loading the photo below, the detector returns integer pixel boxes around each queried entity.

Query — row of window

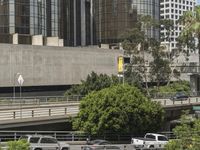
[161,0,194,5]
[161,8,193,15]
[161,4,194,9]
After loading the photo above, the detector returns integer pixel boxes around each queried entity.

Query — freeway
[0,96,200,125]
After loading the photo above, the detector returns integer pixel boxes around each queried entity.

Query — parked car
[87,140,111,145]
[19,135,70,150]
[131,133,168,150]
[170,92,189,101]
[83,139,121,150]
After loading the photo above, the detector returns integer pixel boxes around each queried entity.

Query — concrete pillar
[81,0,86,46]
[46,37,59,46]
[32,35,43,46]
[12,33,18,44]
[58,39,64,47]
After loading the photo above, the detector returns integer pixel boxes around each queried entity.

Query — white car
[20,135,70,150]
[131,133,168,150]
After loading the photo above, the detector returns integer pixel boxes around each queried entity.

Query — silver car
[20,135,70,150]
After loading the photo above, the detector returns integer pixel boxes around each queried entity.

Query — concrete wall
[0,44,121,87]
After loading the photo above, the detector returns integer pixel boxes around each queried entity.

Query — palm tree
[179,6,200,65]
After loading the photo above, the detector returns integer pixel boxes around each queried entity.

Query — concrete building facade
[0,44,120,88]
[160,0,196,52]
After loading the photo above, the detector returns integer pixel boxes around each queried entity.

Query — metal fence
[151,91,200,99]
[0,95,82,107]
[0,131,174,142]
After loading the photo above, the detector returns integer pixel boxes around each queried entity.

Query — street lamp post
[18,74,24,119]
[13,73,20,100]
[13,73,24,119]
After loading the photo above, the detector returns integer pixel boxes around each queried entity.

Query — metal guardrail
[0,95,82,107]
[0,131,174,142]
[0,103,79,121]
[152,97,200,106]
[151,91,200,99]
[0,131,87,142]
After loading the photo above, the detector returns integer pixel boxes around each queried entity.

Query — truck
[19,134,70,150]
[131,133,168,150]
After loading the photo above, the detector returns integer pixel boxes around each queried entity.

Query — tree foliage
[178,6,200,59]
[73,84,164,135]
[149,45,171,87]
[7,140,30,150]
[65,72,119,97]
[165,113,200,150]
[153,81,190,92]
[121,15,160,95]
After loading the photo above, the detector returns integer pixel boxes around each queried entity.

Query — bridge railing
[0,95,82,107]
[0,103,79,121]
[0,130,175,142]
[153,97,200,106]
[151,91,200,99]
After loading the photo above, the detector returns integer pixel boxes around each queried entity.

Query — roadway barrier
[152,97,200,106]
[0,95,82,107]
[0,131,135,142]
[0,103,79,121]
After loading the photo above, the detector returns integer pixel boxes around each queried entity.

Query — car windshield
[145,135,156,140]
[176,92,186,96]
[29,137,40,143]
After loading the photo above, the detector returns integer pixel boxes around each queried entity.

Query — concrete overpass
[0,97,200,130]
[0,101,79,130]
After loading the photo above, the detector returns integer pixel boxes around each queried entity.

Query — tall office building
[131,0,160,40]
[160,0,196,52]
[93,0,160,44]
[59,0,94,46]
[0,0,60,44]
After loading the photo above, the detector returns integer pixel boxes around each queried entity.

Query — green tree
[165,113,200,150]
[7,140,29,150]
[124,66,143,90]
[65,72,119,97]
[179,6,200,62]
[160,19,181,83]
[73,84,164,135]
[149,44,171,87]
[122,15,159,95]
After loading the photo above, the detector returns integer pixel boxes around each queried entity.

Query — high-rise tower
[160,0,196,52]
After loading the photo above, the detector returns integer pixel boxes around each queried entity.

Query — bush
[7,140,29,150]
[150,81,190,97]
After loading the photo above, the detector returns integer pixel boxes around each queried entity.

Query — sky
[198,0,200,4]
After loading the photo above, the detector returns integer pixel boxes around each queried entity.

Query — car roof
[21,135,56,139]
[90,139,110,144]
[146,133,166,137]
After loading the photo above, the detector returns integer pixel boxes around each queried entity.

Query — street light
[13,73,24,119]
[18,74,24,119]
[13,72,20,99]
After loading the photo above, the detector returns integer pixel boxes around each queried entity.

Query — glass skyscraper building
[0,0,59,37]
[93,0,160,44]
[131,0,160,40]
[0,0,160,46]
